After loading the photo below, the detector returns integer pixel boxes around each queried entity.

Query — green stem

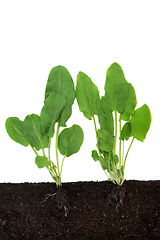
[56,122,60,176]
[123,137,135,169]
[114,111,117,155]
[48,137,51,162]
[59,155,66,178]
[93,115,101,157]
[119,116,122,170]
[31,146,39,156]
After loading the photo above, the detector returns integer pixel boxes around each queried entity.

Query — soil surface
[0,180,160,239]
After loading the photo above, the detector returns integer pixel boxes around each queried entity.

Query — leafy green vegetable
[58,124,84,157]
[76,71,100,120]
[5,117,29,147]
[23,114,49,151]
[76,62,152,185]
[130,104,151,142]
[45,65,75,127]
[35,156,51,168]
[5,65,84,187]
[40,91,66,137]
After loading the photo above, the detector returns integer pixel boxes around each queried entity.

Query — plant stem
[48,137,51,162]
[59,155,66,178]
[114,111,117,155]
[93,115,101,157]
[55,122,60,176]
[119,115,122,171]
[31,146,39,156]
[123,137,135,168]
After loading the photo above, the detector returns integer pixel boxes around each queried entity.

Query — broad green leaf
[45,65,75,127]
[130,104,151,142]
[97,129,114,152]
[23,114,49,151]
[98,96,114,135]
[76,71,100,120]
[35,156,50,168]
[121,122,132,141]
[105,62,127,112]
[58,124,84,157]
[120,83,137,121]
[40,91,66,137]
[5,117,29,147]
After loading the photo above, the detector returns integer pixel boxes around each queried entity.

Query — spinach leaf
[45,65,75,127]
[98,96,114,135]
[5,117,29,147]
[23,114,49,151]
[76,71,100,120]
[40,91,66,137]
[121,122,132,141]
[35,156,51,168]
[130,104,151,142]
[58,124,84,157]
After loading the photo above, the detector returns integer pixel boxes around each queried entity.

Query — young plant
[5,66,84,188]
[76,62,151,185]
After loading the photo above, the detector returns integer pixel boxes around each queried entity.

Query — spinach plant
[5,66,84,187]
[76,62,151,185]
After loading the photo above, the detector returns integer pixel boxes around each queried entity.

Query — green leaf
[58,124,84,157]
[121,122,132,141]
[23,114,49,151]
[97,129,114,152]
[40,91,66,137]
[130,104,151,142]
[120,83,137,121]
[105,62,127,112]
[45,65,75,127]
[35,156,50,168]
[76,71,100,120]
[98,96,114,135]
[5,117,29,147]
[91,150,100,161]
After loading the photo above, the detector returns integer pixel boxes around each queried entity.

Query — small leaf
[113,154,119,164]
[121,122,132,141]
[58,124,84,157]
[40,91,66,137]
[35,156,50,168]
[76,71,100,120]
[130,104,151,142]
[97,129,114,152]
[23,114,49,151]
[5,117,29,147]
[91,150,100,161]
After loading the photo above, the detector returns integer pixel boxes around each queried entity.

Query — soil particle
[0,180,160,239]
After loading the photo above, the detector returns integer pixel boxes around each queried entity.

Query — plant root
[52,188,70,217]
[106,184,125,212]
[41,188,70,217]
[40,193,57,203]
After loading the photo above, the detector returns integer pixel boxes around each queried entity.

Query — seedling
[5,66,84,188]
[76,62,151,185]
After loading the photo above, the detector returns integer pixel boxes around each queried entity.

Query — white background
[0,1,159,183]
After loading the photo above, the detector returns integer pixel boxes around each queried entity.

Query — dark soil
[0,180,160,239]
